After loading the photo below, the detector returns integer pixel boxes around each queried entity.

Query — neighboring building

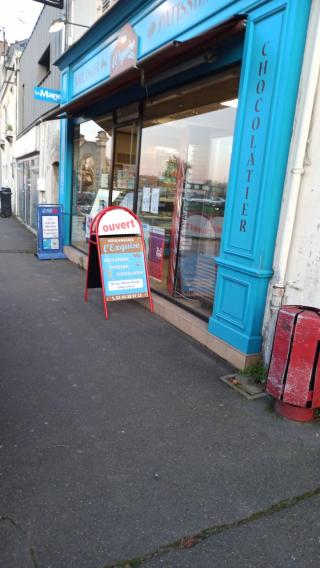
[10,0,117,231]
[0,39,26,212]
[51,0,312,368]
[14,5,64,231]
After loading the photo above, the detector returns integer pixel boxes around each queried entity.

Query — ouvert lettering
[102,220,136,232]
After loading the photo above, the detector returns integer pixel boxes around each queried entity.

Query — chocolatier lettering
[240,41,270,233]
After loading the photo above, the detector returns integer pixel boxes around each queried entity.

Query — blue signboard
[99,236,148,301]
[34,87,62,104]
[37,205,66,260]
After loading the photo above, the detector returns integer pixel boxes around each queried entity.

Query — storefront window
[70,69,239,318]
[138,72,239,317]
[71,118,112,251]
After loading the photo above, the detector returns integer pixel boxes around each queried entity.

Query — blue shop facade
[54,0,311,357]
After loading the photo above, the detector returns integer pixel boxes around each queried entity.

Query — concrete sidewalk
[0,216,319,568]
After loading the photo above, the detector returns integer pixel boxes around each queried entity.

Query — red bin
[266,306,320,421]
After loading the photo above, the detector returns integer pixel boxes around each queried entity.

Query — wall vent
[98,0,118,15]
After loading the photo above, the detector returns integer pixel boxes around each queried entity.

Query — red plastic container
[266,306,320,421]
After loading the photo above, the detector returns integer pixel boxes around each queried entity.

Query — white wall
[262,0,320,363]
[284,76,320,306]
[0,62,18,211]
[67,0,98,47]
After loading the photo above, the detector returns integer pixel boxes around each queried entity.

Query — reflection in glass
[138,105,237,317]
[71,118,112,252]
[111,123,138,210]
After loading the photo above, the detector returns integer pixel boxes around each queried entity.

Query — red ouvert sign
[84,206,153,319]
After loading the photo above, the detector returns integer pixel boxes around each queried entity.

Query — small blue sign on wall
[37,205,66,260]
[34,87,62,103]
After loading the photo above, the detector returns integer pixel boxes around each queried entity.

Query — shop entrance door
[110,122,140,211]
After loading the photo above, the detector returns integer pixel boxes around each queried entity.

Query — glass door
[174,111,235,315]
[137,121,184,293]
[110,123,139,211]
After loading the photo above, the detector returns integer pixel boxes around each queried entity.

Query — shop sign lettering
[102,219,137,233]
[34,87,62,103]
[239,40,270,233]
[73,47,110,96]
[147,0,209,39]
[111,25,138,77]
[98,208,140,236]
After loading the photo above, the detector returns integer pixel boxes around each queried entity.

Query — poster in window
[148,226,165,281]
[150,187,160,214]
[142,187,151,212]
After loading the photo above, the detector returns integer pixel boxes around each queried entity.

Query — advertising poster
[142,187,151,212]
[150,187,160,214]
[100,236,148,301]
[37,205,66,259]
[148,226,165,281]
[42,214,59,250]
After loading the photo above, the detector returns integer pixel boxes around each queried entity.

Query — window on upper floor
[37,45,50,85]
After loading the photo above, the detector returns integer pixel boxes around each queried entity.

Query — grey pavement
[0,215,320,568]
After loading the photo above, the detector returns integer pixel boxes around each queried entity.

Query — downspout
[264,0,320,363]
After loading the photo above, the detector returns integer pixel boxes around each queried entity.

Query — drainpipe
[264,0,320,362]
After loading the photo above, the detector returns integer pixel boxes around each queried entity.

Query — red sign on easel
[84,206,153,319]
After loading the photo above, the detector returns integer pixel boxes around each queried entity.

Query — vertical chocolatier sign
[85,206,153,319]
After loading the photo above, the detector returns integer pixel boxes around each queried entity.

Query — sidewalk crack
[102,486,320,568]
[0,515,39,568]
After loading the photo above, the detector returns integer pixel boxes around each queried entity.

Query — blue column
[59,117,73,246]
[209,0,311,354]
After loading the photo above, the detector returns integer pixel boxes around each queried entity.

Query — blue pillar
[59,118,73,246]
[209,0,311,354]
